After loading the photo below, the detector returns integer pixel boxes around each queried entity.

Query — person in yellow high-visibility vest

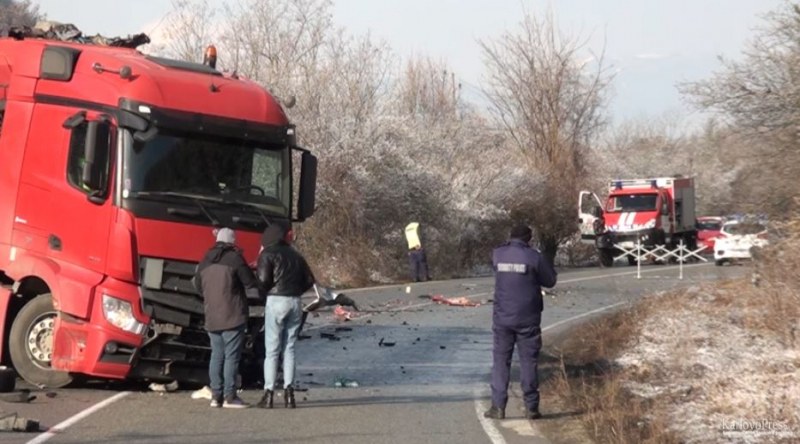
[405,222,431,282]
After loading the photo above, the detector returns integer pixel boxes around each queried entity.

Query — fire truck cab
[579,177,697,267]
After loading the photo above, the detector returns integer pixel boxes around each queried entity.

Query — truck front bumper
[596,228,662,250]
[53,277,147,380]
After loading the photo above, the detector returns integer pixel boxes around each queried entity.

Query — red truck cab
[0,34,317,387]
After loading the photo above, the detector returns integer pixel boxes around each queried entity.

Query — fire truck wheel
[9,294,74,388]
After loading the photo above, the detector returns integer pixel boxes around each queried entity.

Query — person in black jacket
[255,221,315,409]
[194,227,260,409]
[484,224,557,420]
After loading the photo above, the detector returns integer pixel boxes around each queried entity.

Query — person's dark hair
[509,225,532,243]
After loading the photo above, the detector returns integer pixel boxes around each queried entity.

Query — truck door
[15,105,115,315]
[578,191,603,244]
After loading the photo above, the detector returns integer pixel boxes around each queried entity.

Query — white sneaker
[192,386,213,400]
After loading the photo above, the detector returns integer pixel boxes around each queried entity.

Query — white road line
[474,389,507,444]
[542,301,628,333]
[27,391,131,444]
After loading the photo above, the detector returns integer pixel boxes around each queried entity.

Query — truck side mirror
[81,120,112,203]
[296,150,317,221]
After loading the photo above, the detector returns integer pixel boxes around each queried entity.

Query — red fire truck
[578,177,697,267]
[0,32,317,387]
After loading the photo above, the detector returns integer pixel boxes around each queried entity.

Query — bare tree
[680,2,800,214]
[159,0,218,63]
[480,9,612,261]
[0,0,41,35]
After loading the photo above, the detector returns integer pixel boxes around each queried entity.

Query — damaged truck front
[0,31,317,387]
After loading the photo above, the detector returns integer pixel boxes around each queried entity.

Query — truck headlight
[644,219,656,229]
[102,295,147,335]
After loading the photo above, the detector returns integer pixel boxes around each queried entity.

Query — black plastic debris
[298,334,312,340]
[378,338,396,347]
[417,294,432,299]
[334,327,353,332]
[440,346,447,350]
[320,332,341,341]
[401,321,409,326]
[366,320,372,324]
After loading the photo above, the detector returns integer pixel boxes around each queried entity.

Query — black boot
[524,407,542,420]
[284,387,295,409]
[256,389,273,409]
[483,406,505,419]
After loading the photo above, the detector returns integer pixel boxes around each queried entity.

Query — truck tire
[599,250,614,267]
[9,294,73,388]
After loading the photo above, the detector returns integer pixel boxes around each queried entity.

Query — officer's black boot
[284,387,296,409]
[483,406,504,419]
[256,390,273,409]
[524,407,542,420]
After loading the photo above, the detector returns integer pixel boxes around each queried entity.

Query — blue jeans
[263,296,302,390]
[208,325,245,400]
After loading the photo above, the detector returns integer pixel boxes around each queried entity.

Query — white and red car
[713,219,769,265]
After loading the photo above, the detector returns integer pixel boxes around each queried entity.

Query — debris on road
[334,326,353,332]
[148,381,178,393]
[440,346,447,350]
[320,332,341,341]
[431,295,480,307]
[298,334,312,340]
[417,294,432,300]
[0,412,40,432]
[333,306,358,321]
[45,392,57,399]
[334,378,359,388]
[378,338,396,347]
[0,389,36,403]
[191,386,212,400]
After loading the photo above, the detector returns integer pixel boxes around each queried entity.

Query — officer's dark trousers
[408,250,429,282]
[491,322,542,411]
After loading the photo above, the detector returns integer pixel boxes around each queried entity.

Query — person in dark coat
[255,221,315,409]
[194,227,261,409]
[484,224,557,420]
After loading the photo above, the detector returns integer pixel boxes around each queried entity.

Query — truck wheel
[599,250,614,267]
[9,294,73,388]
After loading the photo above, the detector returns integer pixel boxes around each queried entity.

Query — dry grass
[547,210,800,443]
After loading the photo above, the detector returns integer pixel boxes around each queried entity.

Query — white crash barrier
[614,240,707,280]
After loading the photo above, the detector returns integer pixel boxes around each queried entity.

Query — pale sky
[32,0,784,124]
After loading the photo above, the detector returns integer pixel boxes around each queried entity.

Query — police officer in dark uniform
[484,224,557,420]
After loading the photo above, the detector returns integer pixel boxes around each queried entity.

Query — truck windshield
[606,193,658,212]
[121,129,290,216]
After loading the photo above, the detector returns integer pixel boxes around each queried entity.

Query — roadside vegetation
[546,210,799,443]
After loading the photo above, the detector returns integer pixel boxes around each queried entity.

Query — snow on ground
[615,286,800,443]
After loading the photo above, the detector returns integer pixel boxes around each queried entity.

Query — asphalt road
[2,262,746,444]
